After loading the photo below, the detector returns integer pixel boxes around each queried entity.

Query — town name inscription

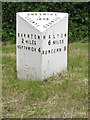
[17,33,67,55]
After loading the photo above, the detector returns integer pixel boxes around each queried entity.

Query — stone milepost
[16,12,68,80]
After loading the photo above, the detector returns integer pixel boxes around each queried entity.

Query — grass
[2,41,88,118]
[0,43,2,119]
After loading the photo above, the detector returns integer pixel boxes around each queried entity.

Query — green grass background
[2,42,88,118]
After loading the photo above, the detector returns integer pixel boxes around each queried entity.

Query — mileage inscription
[17,33,67,55]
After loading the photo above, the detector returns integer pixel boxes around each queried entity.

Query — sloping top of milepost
[17,12,68,33]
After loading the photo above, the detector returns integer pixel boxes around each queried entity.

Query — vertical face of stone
[16,12,68,80]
